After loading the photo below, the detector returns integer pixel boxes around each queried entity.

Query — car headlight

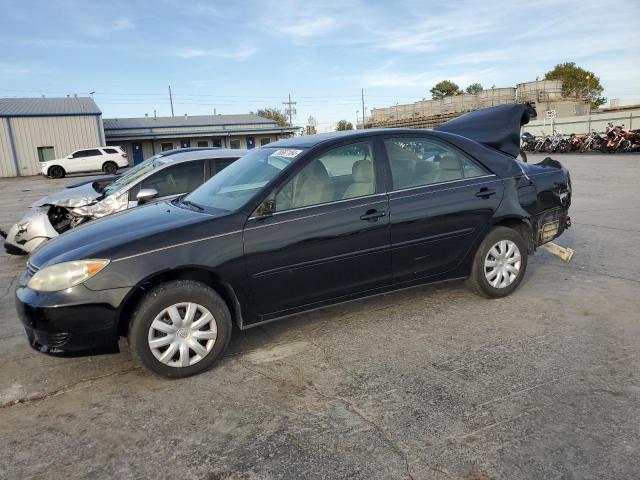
[27,259,110,292]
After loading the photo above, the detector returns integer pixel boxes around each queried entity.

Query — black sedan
[15,104,571,377]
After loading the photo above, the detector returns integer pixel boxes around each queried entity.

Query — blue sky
[1,0,639,131]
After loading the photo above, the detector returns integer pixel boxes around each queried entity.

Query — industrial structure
[104,114,299,165]
[0,97,104,177]
[365,80,591,129]
[0,96,301,177]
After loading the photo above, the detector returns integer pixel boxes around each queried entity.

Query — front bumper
[15,282,130,355]
[4,207,60,254]
[4,223,49,254]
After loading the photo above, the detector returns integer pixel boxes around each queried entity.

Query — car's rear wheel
[48,166,65,179]
[468,226,528,298]
[103,161,118,174]
[128,280,232,378]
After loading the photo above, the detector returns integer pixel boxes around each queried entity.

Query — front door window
[275,141,376,211]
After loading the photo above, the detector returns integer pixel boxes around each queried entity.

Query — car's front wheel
[468,226,528,298]
[128,280,232,378]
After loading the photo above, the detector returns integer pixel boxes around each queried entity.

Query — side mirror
[136,188,159,204]
[251,197,275,219]
[67,155,73,159]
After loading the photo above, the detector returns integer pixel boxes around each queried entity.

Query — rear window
[102,148,118,154]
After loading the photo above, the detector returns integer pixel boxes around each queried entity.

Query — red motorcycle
[602,122,626,153]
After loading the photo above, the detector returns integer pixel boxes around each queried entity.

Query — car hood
[31,182,102,208]
[436,103,537,158]
[29,200,227,268]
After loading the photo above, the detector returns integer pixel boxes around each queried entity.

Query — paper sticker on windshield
[271,149,303,158]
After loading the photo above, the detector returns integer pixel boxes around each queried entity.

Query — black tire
[467,226,528,298]
[128,280,232,378]
[48,166,65,179]
[103,161,118,174]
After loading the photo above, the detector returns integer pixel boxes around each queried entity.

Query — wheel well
[48,165,64,175]
[117,267,242,337]
[103,161,117,169]
[493,218,534,253]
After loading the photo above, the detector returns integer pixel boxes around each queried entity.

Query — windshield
[102,154,166,196]
[184,147,303,211]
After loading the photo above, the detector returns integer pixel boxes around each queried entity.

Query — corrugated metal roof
[0,97,101,116]
[103,114,277,130]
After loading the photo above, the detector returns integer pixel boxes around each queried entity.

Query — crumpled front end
[69,192,129,219]
[4,207,61,254]
[5,192,130,254]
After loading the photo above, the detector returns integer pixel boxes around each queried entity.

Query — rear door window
[383,138,487,190]
[210,157,237,176]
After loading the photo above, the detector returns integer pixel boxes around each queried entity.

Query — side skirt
[240,275,468,330]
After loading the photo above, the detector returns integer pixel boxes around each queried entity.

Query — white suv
[41,146,129,179]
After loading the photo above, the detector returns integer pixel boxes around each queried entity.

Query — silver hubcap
[148,302,217,368]
[484,240,521,288]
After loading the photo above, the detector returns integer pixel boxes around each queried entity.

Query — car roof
[267,128,452,149]
[154,148,248,165]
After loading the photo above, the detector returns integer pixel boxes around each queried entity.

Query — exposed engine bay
[4,176,130,254]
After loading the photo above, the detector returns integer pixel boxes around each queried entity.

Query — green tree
[430,80,462,100]
[253,107,288,127]
[544,62,606,109]
[465,83,483,95]
[335,119,353,131]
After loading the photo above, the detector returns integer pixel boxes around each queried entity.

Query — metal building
[0,97,104,177]
[104,114,299,165]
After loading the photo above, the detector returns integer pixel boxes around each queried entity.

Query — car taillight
[122,153,128,158]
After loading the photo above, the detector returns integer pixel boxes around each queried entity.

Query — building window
[181,139,191,148]
[197,140,209,148]
[37,146,55,162]
[229,139,241,149]
[212,138,222,147]
[260,137,271,146]
[161,143,173,152]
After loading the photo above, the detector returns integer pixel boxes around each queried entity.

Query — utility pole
[361,88,366,129]
[168,85,174,117]
[282,93,297,126]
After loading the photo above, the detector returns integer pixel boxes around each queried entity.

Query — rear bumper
[534,206,571,246]
[15,283,130,355]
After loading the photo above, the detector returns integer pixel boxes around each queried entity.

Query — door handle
[360,209,386,222]
[475,187,497,199]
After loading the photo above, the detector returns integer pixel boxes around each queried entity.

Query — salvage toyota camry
[15,104,571,378]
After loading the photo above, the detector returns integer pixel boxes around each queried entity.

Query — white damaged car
[3,148,245,254]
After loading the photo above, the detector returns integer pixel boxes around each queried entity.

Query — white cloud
[279,17,336,38]
[80,16,133,38]
[0,62,38,76]
[177,47,257,60]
